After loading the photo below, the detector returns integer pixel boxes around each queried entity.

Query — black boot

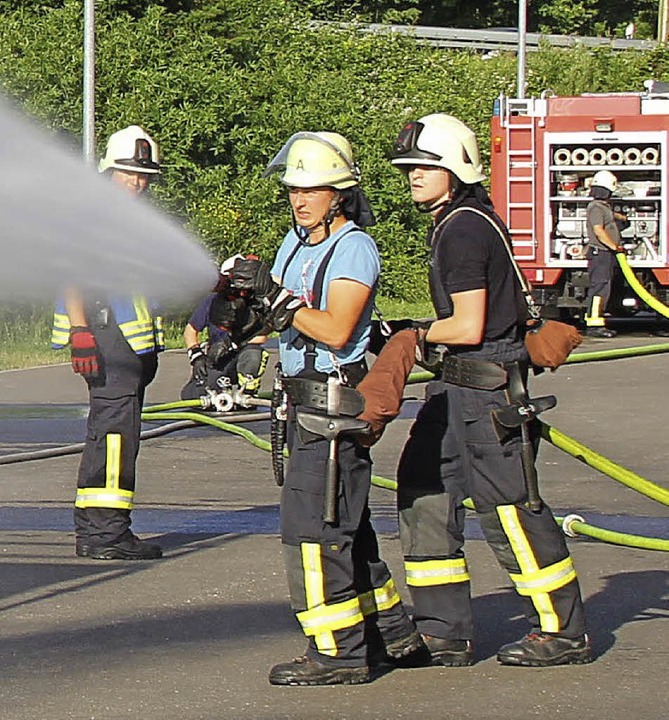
[268,656,370,686]
[74,507,92,557]
[422,635,474,667]
[84,509,162,561]
[586,327,616,339]
[497,633,591,667]
[88,532,163,561]
[381,628,431,667]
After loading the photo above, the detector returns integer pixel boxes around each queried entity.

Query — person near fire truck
[389,113,591,667]
[226,131,426,686]
[51,125,164,561]
[584,170,626,339]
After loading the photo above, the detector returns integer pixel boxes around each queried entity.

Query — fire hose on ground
[617,252,669,319]
[1,344,668,551]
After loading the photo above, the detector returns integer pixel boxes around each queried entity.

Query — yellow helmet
[264,132,360,189]
[98,125,160,175]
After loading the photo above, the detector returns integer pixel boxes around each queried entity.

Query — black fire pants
[180,345,268,400]
[280,408,417,668]
[75,320,157,545]
[397,378,587,642]
[585,246,616,327]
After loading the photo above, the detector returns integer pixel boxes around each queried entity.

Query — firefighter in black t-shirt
[390,113,591,667]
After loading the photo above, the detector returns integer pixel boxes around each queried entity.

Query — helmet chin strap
[291,193,341,245]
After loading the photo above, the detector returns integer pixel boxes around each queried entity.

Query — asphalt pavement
[0,332,667,720]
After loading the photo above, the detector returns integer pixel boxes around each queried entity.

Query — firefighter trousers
[75,319,158,545]
[585,246,616,327]
[397,378,587,642]
[280,411,417,668]
[180,345,268,400]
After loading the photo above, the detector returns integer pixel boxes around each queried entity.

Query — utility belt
[270,365,369,525]
[441,354,556,513]
[440,355,509,390]
[282,376,365,417]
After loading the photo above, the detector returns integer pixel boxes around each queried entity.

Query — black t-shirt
[429,201,523,342]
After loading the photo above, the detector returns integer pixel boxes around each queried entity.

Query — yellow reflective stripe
[297,595,364,635]
[302,542,325,606]
[298,542,365,656]
[359,578,402,616]
[154,315,165,348]
[125,337,157,352]
[300,543,335,655]
[132,295,151,323]
[586,296,604,326]
[51,312,71,346]
[405,558,470,587]
[105,433,121,490]
[75,487,134,510]
[497,505,560,633]
[509,557,577,596]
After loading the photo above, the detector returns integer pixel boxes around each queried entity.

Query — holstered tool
[270,366,288,486]
[296,410,369,524]
[491,362,557,513]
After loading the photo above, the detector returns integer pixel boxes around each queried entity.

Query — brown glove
[356,329,418,447]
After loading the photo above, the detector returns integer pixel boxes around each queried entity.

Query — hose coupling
[562,513,585,538]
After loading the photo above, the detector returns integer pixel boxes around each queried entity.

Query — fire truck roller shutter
[571,148,590,165]
[641,147,660,165]
[554,148,571,165]
[624,147,642,165]
[606,148,624,165]
[588,148,607,165]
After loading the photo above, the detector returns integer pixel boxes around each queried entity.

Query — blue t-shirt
[188,294,230,344]
[270,221,380,376]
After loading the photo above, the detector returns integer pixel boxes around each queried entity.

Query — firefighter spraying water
[0,97,216,304]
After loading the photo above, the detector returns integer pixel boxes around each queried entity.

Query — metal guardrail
[348,23,658,52]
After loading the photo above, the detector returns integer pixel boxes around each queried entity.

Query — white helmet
[98,125,160,175]
[591,170,617,192]
[263,131,360,189]
[391,113,485,184]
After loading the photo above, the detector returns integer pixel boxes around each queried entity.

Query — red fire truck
[490,81,669,318]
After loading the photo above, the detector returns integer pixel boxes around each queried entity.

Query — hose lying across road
[1,343,668,551]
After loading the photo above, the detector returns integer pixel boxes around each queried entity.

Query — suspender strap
[441,206,540,320]
[280,228,356,372]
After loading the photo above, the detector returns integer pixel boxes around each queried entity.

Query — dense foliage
[1,0,669,300]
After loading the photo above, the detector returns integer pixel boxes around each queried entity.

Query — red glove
[70,326,99,377]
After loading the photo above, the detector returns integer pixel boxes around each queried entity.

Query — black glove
[210,292,270,346]
[228,258,277,298]
[187,344,209,386]
[368,319,415,356]
[229,258,305,332]
[264,288,306,332]
[207,337,235,367]
[414,323,443,374]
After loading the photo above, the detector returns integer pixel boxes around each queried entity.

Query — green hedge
[2,0,669,300]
